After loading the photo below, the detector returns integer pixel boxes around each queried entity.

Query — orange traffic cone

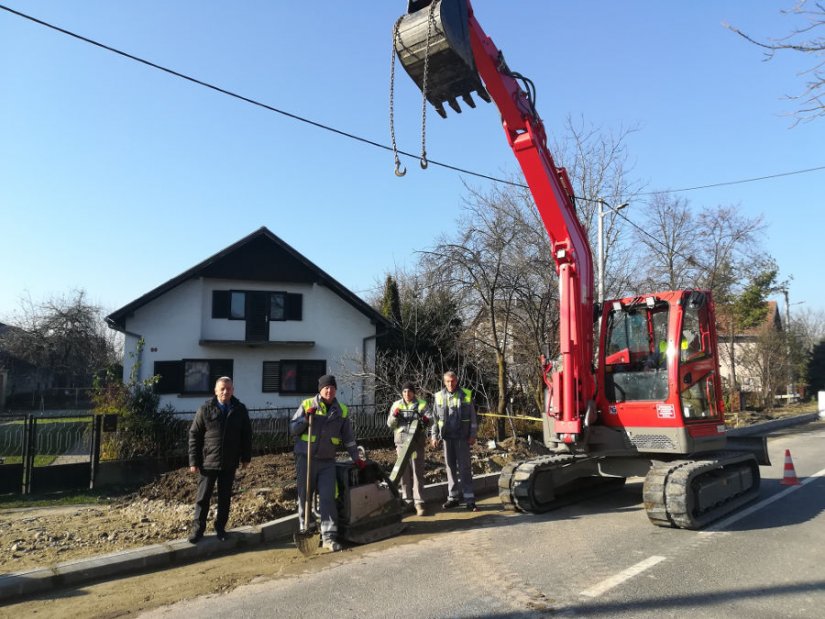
[781,449,800,486]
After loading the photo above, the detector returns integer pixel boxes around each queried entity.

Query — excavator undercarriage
[498,448,764,530]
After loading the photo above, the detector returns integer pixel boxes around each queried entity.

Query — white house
[106,227,388,411]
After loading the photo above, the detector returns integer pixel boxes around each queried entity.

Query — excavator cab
[394,0,490,117]
[596,290,727,454]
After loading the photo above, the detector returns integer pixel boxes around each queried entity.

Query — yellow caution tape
[477,412,543,422]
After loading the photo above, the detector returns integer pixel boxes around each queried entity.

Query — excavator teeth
[434,102,447,118]
[476,87,491,103]
[461,93,476,108]
[448,98,462,114]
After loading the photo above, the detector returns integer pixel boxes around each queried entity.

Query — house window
[154,359,233,395]
[229,291,245,319]
[213,289,302,321]
[270,293,286,321]
[262,360,325,394]
[184,361,211,393]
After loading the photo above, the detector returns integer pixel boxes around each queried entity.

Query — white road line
[579,555,667,598]
[706,466,825,532]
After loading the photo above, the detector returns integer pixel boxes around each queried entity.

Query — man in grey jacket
[430,371,478,511]
[290,374,366,552]
[187,377,252,543]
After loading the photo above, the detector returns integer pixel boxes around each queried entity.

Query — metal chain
[419,2,438,170]
[389,17,406,177]
[389,4,437,176]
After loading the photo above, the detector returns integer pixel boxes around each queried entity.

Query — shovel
[294,412,319,556]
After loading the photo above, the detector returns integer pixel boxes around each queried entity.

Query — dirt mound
[1,440,523,572]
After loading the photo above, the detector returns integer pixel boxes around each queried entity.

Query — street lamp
[781,287,804,402]
[597,198,629,305]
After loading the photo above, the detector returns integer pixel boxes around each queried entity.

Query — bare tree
[422,191,526,417]
[739,327,788,408]
[551,116,642,300]
[789,305,825,394]
[631,192,701,291]
[694,205,767,295]
[792,305,825,352]
[727,1,825,124]
[0,289,121,395]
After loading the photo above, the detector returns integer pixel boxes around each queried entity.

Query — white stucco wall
[121,277,377,411]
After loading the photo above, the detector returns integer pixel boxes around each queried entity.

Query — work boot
[187,527,204,544]
[415,504,427,517]
[466,502,478,512]
[215,527,228,541]
[322,538,342,552]
[442,498,460,509]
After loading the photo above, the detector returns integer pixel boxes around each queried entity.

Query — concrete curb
[726,412,820,437]
[2,412,817,603]
[0,473,501,603]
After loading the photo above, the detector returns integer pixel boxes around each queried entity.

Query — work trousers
[396,433,426,505]
[193,468,236,532]
[443,437,474,502]
[296,456,338,541]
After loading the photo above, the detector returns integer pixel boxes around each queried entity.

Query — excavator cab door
[395,0,490,117]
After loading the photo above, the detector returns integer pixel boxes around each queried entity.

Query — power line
[638,165,825,195]
[2,4,824,198]
[0,3,520,188]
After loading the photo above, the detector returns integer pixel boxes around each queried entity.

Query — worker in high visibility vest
[431,371,478,511]
[388,381,432,516]
[290,374,365,552]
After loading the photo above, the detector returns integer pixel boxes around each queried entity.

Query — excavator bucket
[395,0,490,117]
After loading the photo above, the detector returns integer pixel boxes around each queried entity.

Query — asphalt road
[136,420,825,619]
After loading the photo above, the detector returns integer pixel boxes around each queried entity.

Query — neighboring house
[716,301,783,396]
[106,227,388,411]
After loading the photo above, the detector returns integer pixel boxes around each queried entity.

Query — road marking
[706,465,825,532]
[579,555,666,598]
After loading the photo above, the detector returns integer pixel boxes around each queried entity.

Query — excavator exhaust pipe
[395,0,490,117]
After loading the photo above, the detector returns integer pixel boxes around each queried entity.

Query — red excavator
[394,0,769,529]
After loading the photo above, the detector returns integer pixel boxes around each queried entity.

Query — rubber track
[643,452,761,529]
[498,454,577,513]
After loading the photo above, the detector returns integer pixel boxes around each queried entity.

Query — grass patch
[1,455,58,466]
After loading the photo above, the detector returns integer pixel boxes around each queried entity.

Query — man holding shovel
[290,374,365,552]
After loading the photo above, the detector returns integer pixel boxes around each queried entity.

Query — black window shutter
[212,291,230,318]
[286,293,303,320]
[262,361,281,392]
[154,361,183,394]
[297,360,326,394]
[209,359,234,387]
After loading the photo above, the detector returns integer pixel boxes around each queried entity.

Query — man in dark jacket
[187,376,252,543]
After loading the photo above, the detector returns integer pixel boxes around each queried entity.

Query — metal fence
[3,387,95,411]
[149,404,393,455]
[0,405,392,496]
